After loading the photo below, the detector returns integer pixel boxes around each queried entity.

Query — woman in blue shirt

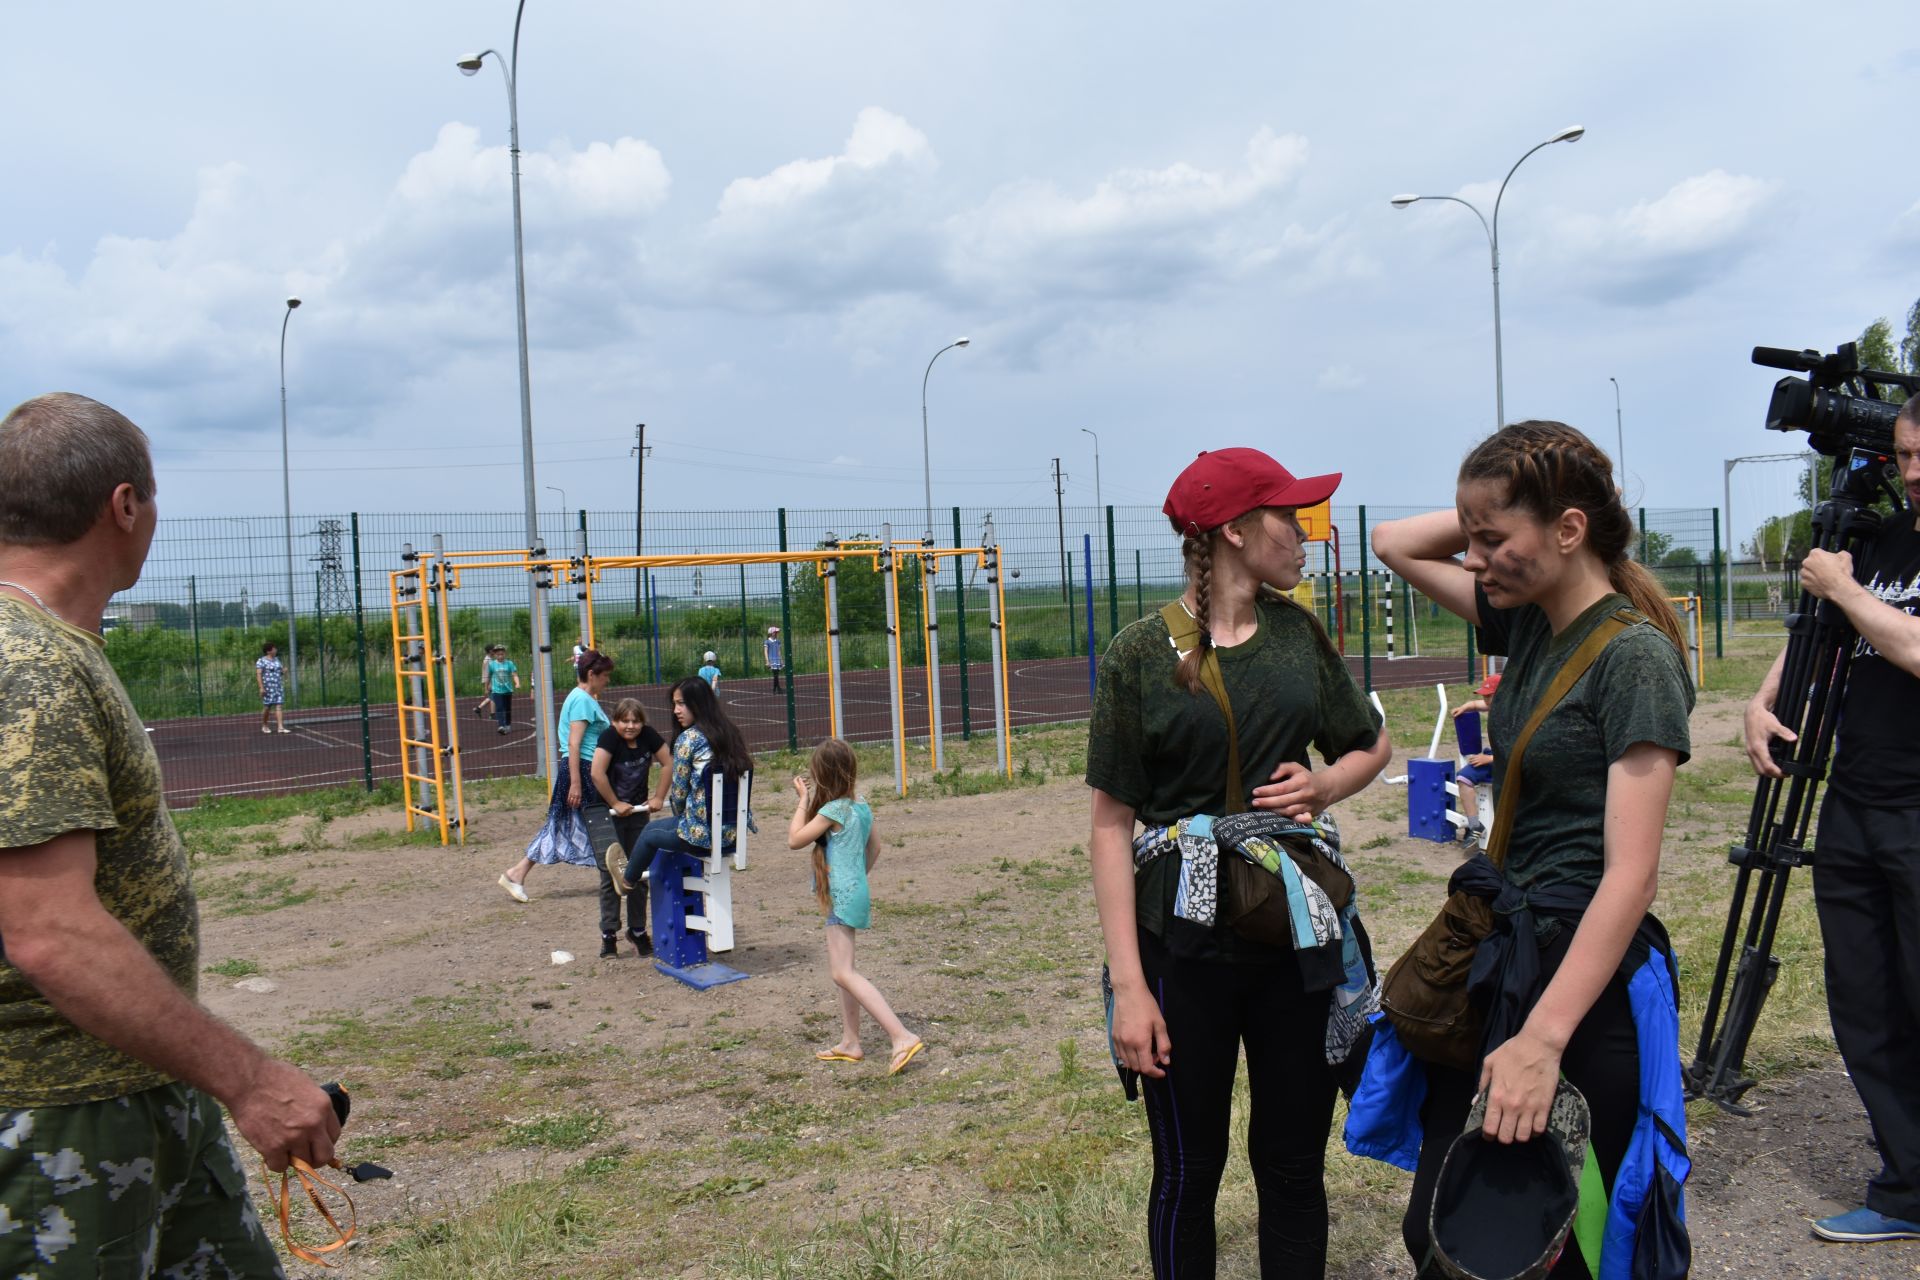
[498,649,615,902]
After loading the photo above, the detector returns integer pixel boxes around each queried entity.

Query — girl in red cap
[1372,422,1693,1278]
[1087,447,1393,1277]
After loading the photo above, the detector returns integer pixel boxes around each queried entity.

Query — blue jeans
[624,817,708,888]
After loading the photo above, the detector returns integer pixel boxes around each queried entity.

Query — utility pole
[1052,458,1070,609]
[631,423,649,617]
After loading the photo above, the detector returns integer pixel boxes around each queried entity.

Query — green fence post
[952,507,971,742]
[1106,505,1119,644]
[1466,623,1476,686]
[351,513,374,792]
[1712,508,1724,659]
[315,570,327,706]
[1638,507,1648,562]
[1066,551,1078,656]
[1134,548,1143,619]
[777,509,798,751]
[1358,505,1372,694]
[188,574,204,717]
[738,564,750,676]
[908,552,925,665]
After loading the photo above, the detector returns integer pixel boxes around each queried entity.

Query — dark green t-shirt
[1476,586,1693,894]
[0,599,200,1106]
[1086,595,1381,961]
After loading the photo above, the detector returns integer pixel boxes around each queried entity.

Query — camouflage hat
[1428,1081,1591,1280]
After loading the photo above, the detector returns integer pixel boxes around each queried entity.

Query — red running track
[147,651,1467,806]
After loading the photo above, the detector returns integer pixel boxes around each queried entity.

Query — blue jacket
[1345,919,1689,1280]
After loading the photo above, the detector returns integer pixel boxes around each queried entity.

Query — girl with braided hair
[1087,448,1392,1278]
[1371,421,1693,1278]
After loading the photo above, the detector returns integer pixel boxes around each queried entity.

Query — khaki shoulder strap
[1485,607,1645,869]
[1159,600,1246,814]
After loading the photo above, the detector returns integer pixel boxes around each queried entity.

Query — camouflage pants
[0,1082,283,1278]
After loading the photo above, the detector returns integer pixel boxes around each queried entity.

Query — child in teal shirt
[787,738,923,1075]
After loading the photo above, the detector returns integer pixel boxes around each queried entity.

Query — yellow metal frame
[1667,594,1707,687]
[385,541,1014,824]
[387,565,452,844]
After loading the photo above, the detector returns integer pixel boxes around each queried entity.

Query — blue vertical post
[1083,533,1097,696]
[1358,505,1372,694]
[647,573,662,684]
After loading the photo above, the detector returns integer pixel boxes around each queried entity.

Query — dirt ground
[193,701,1920,1278]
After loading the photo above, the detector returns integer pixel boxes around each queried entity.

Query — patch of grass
[378,1175,603,1279]
[506,1111,608,1150]
[1359,834,1394,850]
[175,781,401,831]
[204,957,261,979]
[195,870,317,917]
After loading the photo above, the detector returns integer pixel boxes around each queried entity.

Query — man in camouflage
[0,394,339,1277]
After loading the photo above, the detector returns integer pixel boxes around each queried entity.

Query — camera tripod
[1685,448,1906,1113]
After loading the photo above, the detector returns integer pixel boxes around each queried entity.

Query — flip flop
[888,1039,925,1076]
[815,1049,863,1063]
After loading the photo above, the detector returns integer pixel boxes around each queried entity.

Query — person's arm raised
[1371,510,1480,627]
[0,831,339,1172]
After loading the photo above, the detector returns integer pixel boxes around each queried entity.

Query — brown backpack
[1377,607,1643,1070]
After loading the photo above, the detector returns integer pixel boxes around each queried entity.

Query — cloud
[1318,363,1363,391]
[1552,169,1775,305]
[393,122,670,224]
[691,108,942,310]
[944,127,1312,304]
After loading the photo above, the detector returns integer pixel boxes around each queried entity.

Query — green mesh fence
[106,503,1721,806]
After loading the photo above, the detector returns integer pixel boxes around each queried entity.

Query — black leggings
[1137,928,1336,1279]
[1401,926,1641,1280]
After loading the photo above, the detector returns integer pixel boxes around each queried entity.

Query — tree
[788,536,924,637]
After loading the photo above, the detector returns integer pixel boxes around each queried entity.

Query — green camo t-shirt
[1476,586,1694,894]
[1085,595,1381,961]
[0,598,199,1107]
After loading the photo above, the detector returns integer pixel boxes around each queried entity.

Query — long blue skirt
[524,762,598,868]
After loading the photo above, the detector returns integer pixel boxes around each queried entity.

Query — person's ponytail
[1609,558,1689,659]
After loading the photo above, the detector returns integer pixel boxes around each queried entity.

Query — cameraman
[1745,395,1920,1245]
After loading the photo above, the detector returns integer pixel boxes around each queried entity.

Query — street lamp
[1610,376,1626,495]
[459,0,557,784]
[1390,124,1585,429]
[921,337,970,545]
[1079,427,1103,517]
[279,296,301,707]
[547,485,568,527]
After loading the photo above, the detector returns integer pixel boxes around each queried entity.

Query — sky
[4,2,1917,550]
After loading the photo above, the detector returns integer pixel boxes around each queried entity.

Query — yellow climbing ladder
[389,558,454,844]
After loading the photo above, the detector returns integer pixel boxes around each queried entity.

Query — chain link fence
[109,503,1722,806]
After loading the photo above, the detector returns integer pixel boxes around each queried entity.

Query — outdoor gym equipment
[1404,684,1476,843]
[387,532,1013,844]
[651,770,753,990]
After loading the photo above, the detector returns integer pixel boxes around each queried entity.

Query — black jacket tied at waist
[1452,853,1595,1059]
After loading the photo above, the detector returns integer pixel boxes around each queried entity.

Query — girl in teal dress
[786,738,923,1075]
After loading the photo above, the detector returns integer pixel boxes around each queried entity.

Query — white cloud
[1318,363,1363,391]
[394,122,670,223]
[944,127,1311,304]
[716,108,932,216]
[1552,169,1775,305]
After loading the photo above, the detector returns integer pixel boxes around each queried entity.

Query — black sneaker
[627,931,652,956]
[599,934,619,959]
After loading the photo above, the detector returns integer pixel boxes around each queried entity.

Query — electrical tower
[312,519,354,615]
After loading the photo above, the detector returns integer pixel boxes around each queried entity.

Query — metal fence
[109,503,1726,806]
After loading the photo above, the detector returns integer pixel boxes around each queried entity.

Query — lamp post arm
[922,341,961,544]
[1492,137,1561,250]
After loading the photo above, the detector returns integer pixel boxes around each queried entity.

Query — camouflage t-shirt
[1475,586,1694,895]
[1086,595,1381,962]
[0,597,199,1107]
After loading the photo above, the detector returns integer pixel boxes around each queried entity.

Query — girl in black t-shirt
[1373,421,1693,1279]
[590,698,670,958]
[1088,448,1392,1279]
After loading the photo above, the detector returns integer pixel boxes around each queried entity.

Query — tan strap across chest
[1159,600,1245,815]
[1484,606,1645,870]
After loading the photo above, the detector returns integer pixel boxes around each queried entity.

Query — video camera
[1754,342,1920,458]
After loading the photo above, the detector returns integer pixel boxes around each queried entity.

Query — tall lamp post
[1390,125,1585,430]
[920,337,970,545]
[278,297,302,706]
[1609,376,1627,494]
[459,0,556,784]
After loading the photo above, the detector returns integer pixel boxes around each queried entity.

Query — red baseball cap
[1476,673,1502,696]
[1163,448,1341,534]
